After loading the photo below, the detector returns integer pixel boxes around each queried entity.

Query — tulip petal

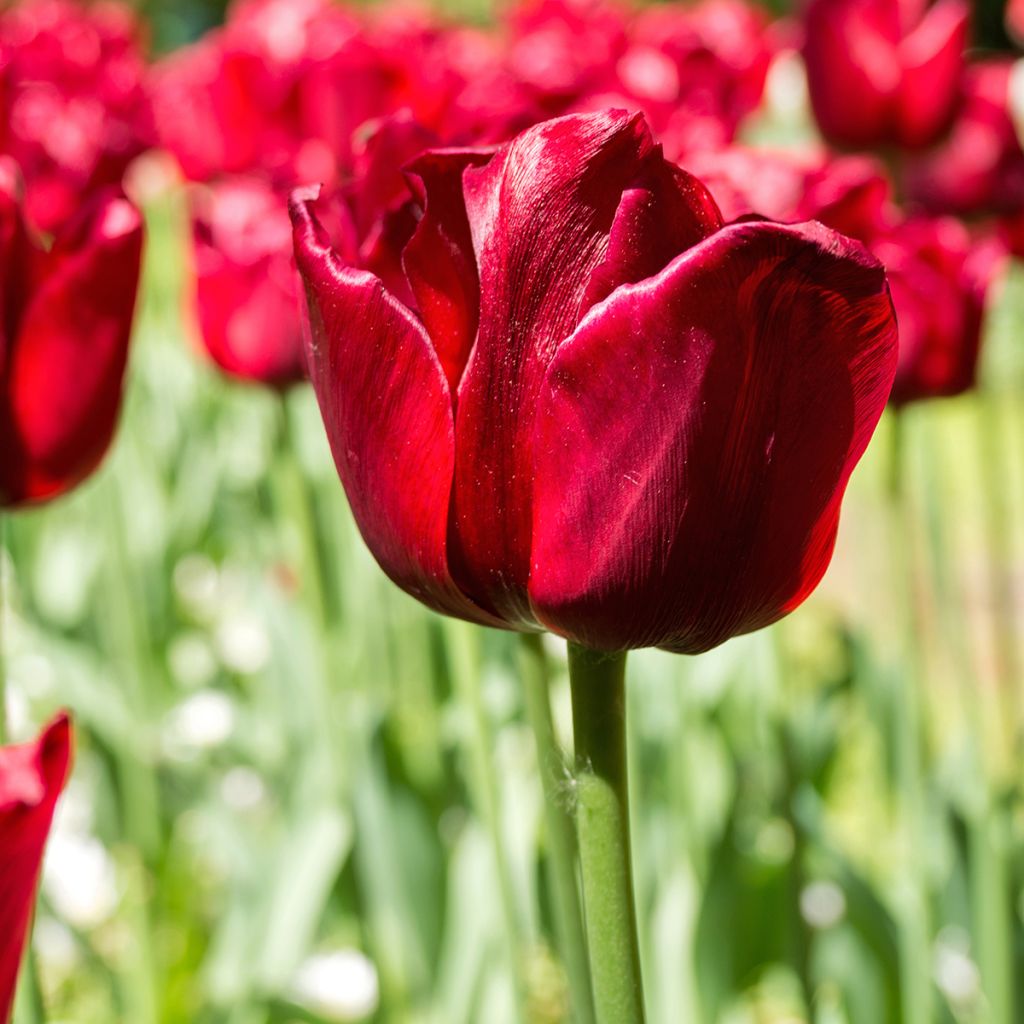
[402,148,493,394]
[529,220,898,652]
[899,0,969,147]
[290,188,503,629]
[451,110,701,624]
[0,714,72,1024]
[1,191,143,507]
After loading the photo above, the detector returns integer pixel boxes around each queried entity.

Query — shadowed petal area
[450,110,718,625]
[0,714,73,1024]
[1,191,143,507]
[290,188,503,628]
[529,221,898,653]
[402,147,494,394]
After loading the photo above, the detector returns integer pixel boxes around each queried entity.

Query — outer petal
[289,188,503,629]
[0,713,72,1024]
[1,190,143,508]
[450,110,718,624]
[529,221,898,652]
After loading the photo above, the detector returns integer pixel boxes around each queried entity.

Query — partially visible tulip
[187,113,436,387]
[0,160,143,508]
[802,0,969,150]
[0,713,72,1024]
[292,110,898,653]
[685,145,891,240]
[905,60,1024,218]
[1008,0,1024,43]
[0,0,152,234]
[874,218,1005,405]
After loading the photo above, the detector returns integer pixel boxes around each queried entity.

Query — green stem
[567,643,645,1024]
[519,634,596,1024]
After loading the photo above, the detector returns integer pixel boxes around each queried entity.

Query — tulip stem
[567,643,645,1024]
[520,634,596,1024]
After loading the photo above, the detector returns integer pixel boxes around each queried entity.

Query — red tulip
[874,218,1005,405]
[0,160,143,508]
[0,0,151,235]
[685,145,891,240]
[292,110,898,652]
[188,114,436,387]
[0,713,72,1024]
[1009,0,1024,43]
[905,60,1024,218]
[802,0,969,150]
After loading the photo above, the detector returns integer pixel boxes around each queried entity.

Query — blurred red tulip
[0,0,151,235]
[802,0,969,150]
[905,60,1024,218]
[188,113,439,388]
[874,218,1005,405]
[0,160,143,508]
[685,145,892,239]
[0,713,72,1024]
[1008,0,1024,43]
[292,110,898,652]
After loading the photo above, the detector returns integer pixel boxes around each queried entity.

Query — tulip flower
[292,110,899,654]
[874,218,1005,405]
[0,159,143,508]
[802,0,969,150]
[188,114,436,387]
[0,713,72,1024]
[685,145,892,241]
[905,60,1024,219]
[0,0,152,235]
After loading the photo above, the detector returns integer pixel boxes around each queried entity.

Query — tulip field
[5,1,1024,1023]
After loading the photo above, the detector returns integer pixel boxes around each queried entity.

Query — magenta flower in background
[0,159,143,508]
[187,113,438,387]
[802,0,969,150]
[875,218,1006,405]
[905,60,1024,220]
[292,110,898,653]
[0,714,72,1024]
[0,0,152,235]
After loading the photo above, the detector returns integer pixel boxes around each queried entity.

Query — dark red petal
[1,192,143,508]
[289,188,504,629]
[402,148,493,394]
[450,110,684,624]
[582,159,722,308]
[529,220,898,652]
[0,713,73,1024]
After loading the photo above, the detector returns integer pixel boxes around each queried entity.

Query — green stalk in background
[886,412,933,1024]
[567,643,646,1024]
[519,634,596,1024]
[446,620,529,1024]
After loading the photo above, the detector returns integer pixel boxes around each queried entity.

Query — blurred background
[4,0,1024,1022]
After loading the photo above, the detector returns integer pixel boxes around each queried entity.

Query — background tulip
[0,0,152,235]
[802,0,969,150]
[293,110,898,652]
[0,160,143,508]
[874,218,1006,405]
[0,714,72,1024]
